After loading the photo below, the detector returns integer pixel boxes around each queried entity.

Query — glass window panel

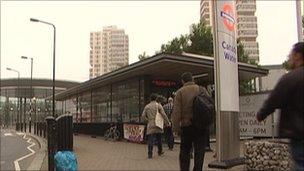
[92,86,110,123]
[78,92,91,123]
[65,97,78,123]
[112,78,140,123]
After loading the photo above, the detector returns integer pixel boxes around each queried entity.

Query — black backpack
[192,87,215,130]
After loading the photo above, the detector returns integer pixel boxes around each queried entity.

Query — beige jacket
[172,82,200,132]
[141,101,170,135]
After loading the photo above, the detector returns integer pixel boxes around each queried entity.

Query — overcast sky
[1,1,301,82]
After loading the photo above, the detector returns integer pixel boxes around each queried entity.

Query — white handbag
[155,104,164,129]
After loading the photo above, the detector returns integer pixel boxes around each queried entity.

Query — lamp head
[30,18,39,22]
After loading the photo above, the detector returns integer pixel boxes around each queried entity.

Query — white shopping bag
[155,110,164,130]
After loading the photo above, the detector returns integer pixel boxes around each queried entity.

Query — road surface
[0,129,38,171]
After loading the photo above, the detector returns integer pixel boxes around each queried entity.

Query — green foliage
[157,21,260,94]
[138,51,150,61]
[239,81,256,94]
[282,59,292,71]
[160,35,190,55]
[159,21,213,56]
[186,22,213,56]
[159,21,253,65]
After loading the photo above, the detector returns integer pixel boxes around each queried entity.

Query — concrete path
[74,134,246,170]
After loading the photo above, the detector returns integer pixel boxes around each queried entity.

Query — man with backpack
[172,72,214,171]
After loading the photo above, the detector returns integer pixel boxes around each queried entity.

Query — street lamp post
[21,56,33,132]
[6,67,20,131]
[30,18,56,117]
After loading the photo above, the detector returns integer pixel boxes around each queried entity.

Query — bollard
[38,122,40,136]
[29,119,32,133]
[39,122,43,137]
[36,122,39,135]
[34,122,36,135]
[56,114,73,151]
[39,122,41,136]
[46,116,56,171]
[36,122,38,135]
[43,122,46,138]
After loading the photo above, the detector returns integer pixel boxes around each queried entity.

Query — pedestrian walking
[256,42,304,171]
[141,93,170,159]
[163,97,174,150]
[172,72,208,171]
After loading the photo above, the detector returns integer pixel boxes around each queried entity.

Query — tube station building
[53,53,268,140]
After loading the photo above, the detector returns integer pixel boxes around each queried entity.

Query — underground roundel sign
[220,4,235,32]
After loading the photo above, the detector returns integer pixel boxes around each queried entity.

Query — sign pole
[208,0,244,169]
[296,0,303,41]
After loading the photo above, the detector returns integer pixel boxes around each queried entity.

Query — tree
[159,21,213,56]
[159,21,250,63]
[158,20,259,94]
[138,51,150,61]
[237,39,249,63]
[282,59,292,71]
[187,22,213,56]
[160,35,190,54]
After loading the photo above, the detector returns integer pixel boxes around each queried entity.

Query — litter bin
[56,114,73,151]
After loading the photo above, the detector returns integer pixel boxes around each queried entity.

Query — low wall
[73,123,144,138]
[244,140,294,170]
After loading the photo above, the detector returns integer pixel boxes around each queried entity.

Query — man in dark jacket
[257,42,304,170]
[172,72,206,171]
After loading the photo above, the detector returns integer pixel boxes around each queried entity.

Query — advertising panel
[239,93,279,137]
[123,124,145,143]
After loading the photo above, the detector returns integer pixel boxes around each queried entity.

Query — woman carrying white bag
[141,93,171,159]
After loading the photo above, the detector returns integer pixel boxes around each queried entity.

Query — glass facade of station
[51,53,268,138]
[57,77,179,125]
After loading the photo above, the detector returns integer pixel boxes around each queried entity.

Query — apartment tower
[89,26,129,79]
[200,0,259,62]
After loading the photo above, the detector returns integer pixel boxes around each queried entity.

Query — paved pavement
[74,135,246,170]
[0,129,39,171]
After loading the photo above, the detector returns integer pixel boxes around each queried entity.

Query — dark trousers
[147,133,163,157]
[290,139,304,171]
[165,126,174,149]
[180,126,207,171]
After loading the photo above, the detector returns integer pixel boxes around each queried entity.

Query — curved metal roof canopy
[55,53,268,100]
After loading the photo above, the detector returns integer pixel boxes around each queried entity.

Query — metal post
[7,68,21,131]
[46,116,56,171]
[21,56,34,132]
[17,74,20,131]
[35,99,37,134]
[24,98,26,132]
[271,113,275,140]
[296,0,303,41]
[208,0,242,169]
[30,18,56,117]
[20,97,23,132]
[30,58,33,132]
[52,25,56,118]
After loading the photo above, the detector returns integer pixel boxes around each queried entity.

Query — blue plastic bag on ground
[54,151,78,171]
